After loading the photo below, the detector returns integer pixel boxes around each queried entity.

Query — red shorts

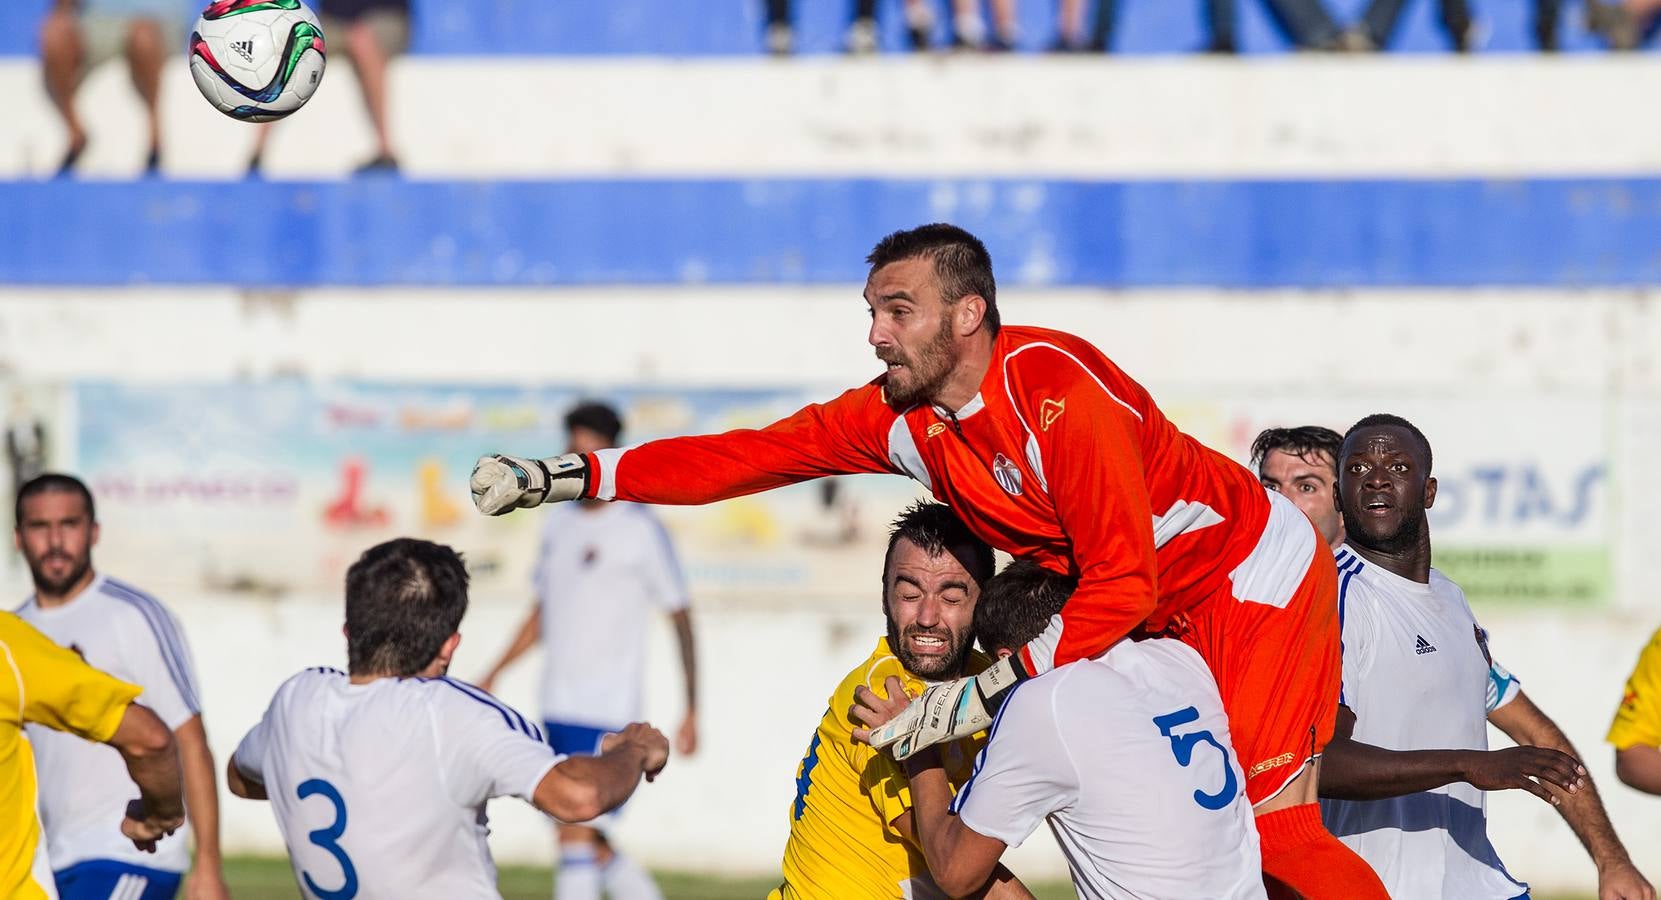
[1171,494,1342,806]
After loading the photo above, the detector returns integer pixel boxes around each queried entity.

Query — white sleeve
[1337,577,1375,711]
[431,678,563,807]
[232,689,281,784]
[1475,625,1523,712]
[121,600,203,730]
[950,681,1076,849]
[639,511,690,612]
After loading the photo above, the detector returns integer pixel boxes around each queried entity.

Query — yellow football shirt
[0,611,142,900]
[1609,627,1661,750]
[770,637,988,900]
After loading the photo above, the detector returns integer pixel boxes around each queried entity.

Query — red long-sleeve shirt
[582,325,1270,675]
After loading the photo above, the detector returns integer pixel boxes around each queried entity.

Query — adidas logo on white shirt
[1414,635,1437,655]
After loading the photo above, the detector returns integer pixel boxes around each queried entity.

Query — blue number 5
[1152,706,1239,810]
[297,778,358,900]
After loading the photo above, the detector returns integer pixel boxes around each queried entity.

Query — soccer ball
[189,0,326,122]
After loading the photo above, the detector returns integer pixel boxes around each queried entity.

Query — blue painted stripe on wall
[4,176,1661,287]
[0,0,1634,57]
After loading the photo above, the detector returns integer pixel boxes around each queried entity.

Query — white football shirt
[531,502,688,727]
[15,575,201,873]
[232,669,562,900]
[951,638,1265,900]
[1320,546,1527,900]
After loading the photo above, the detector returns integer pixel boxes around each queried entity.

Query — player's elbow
[1615,746,1661,796]
[225,759,266,801]
[932,860,991,899]
[537,770,608,823]
[111,703,175,761]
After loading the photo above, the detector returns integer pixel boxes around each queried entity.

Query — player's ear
[957,294,987,336]
[90,520,100,548]
[1423,476,1438,510]
[995,648,1013,660]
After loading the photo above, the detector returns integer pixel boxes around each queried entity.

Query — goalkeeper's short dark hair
[565,401,623,445]
[345,538,469,677]
[881,500,994,589]
[974,560,1077,655]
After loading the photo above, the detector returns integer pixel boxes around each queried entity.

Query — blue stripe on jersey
[100,578,201,714]
[448,678,543,742]
[1336,556,1365,707]
[949,680,1025,816]
[637,508,690,602]
[431,677,541,740]
[307,666,346,676]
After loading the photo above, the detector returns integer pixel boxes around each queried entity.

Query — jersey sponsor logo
[1039,397,1065,432]
[991,454,1023,496]
[1623,687,1639,710]
[1415,634,1438,655]
[1247,751,1296,778]
[925,422,947,440]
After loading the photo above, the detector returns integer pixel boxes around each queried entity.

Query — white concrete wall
[5,56,1661,179]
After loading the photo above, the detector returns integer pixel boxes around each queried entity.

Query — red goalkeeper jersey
[581,325,1271,675]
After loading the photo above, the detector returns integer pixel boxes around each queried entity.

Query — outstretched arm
[175,716,229,899]
[473,385,900,515]
[1320,705,1586,802]
[1489,693,1654,900]
[532,722,670,823]
[107,703,186,851]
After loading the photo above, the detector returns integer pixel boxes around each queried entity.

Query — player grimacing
[469,223,1384,898]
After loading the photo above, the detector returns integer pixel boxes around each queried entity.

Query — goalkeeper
[470,223,1382,899]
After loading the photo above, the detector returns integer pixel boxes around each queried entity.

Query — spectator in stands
[951,0,1020,50]
[764,0,936,53]
[1588,0,1655,50]
[1608,627,1661,795]
[1342,0,1562,51]
[248,0,409,175]
[40,0,189,176]
[1086,0,1346,53]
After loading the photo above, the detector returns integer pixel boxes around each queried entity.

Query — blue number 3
[1151,706,1239,811]
[297,778,359,900]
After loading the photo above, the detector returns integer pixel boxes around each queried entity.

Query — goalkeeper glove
[470,453,590,516]
[869,653,1025,760]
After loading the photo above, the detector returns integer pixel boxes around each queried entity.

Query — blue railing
[4,176,1658,287]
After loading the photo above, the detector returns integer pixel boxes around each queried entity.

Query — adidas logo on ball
[230,38,255,63]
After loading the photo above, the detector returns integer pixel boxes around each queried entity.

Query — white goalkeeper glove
[869,654,1025,760]
[470,453,590,516]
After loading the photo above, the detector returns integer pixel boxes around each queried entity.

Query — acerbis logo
[229,38,256,63]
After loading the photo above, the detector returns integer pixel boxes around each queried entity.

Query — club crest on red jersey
[992,453,1023,496]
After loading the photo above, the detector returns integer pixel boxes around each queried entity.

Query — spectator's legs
[953,0,987,47]
[765,0,794,53]
[1356,0,1407,47]
[346,21,397,168]
[40,8,86,172]
[1263,0,1342,48]
[248,123,273,175]
[847,0,878,52]
[1204,0,1237,51]
[124,18,164,172]
[904,0,936,49]
[1054,0,1086,48]
[1534,0,1561,49]
[989,0,1018,46]
[1089,0,1116,50]
[1438,0,1474,49]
